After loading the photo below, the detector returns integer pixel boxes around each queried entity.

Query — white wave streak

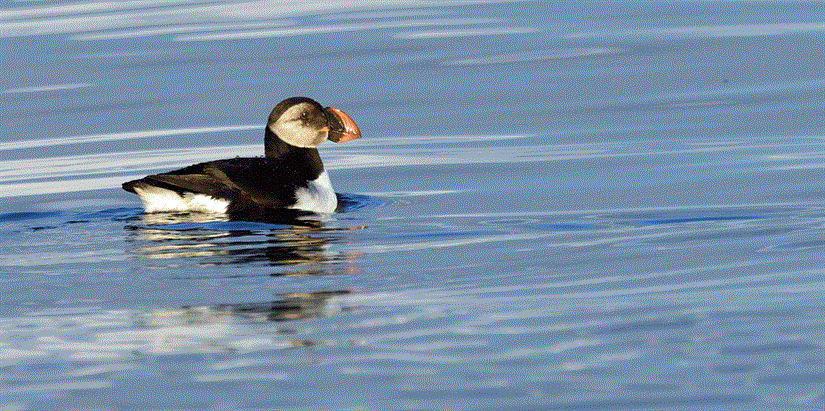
[323,143,616,169]
[0,0,516,39]
[0,0,209,20]
[445,48,620,66]
[0,145,254,182]
[417,201,806,220]
[357,232,560,253]
[3,83,93,94]
[0,124,260,151]
[1,1,323,38]
[175,18,499,41]
[570,22,825,39]
[0,175,141,198]
[352,219,717,255]
[397,26,536,39]
[74,20,295,41]
[0,145,262,198]
[321,8,445,21]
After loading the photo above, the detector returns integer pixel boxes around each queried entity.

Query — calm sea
[2,1,824,409]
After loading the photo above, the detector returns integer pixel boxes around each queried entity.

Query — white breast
[290,171,337,213]
[133,186,230,213]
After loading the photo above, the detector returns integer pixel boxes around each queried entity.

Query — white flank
[291,171,337,213]
[133,186,229,213]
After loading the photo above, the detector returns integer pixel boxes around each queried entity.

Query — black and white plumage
[122,97,361,214]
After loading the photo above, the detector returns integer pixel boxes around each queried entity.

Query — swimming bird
[123,97,361,214]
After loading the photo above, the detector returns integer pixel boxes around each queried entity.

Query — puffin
[122,97,361,214]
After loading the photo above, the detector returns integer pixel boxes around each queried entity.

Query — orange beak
[325,106,361,143]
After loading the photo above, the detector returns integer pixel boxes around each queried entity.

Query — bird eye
[300,111,309,120]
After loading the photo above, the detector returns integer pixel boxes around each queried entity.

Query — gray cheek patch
[270,106,327,148]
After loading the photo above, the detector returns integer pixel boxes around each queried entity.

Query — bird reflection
[119,199,371,354]
[138,290,355,326]
[125,209,362,276]
[129,290,355,354]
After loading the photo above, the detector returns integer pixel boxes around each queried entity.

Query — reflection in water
[95,210,365,356]
[140,290,354,326]
[125,209,363,276]
[113,210,363,354]
[135,290,355,352]
[0,290,356,364]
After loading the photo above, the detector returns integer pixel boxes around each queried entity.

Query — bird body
[123,97,361,214]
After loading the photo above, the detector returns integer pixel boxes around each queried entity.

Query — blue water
[2,1,825,410]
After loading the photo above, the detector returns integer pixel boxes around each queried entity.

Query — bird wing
[126,158,299,210]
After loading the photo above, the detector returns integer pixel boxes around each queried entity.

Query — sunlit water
[2,1,824,410]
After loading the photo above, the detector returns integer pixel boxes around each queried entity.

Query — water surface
[2,1,824,410]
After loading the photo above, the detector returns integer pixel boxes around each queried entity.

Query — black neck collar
[264,128,324,180]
